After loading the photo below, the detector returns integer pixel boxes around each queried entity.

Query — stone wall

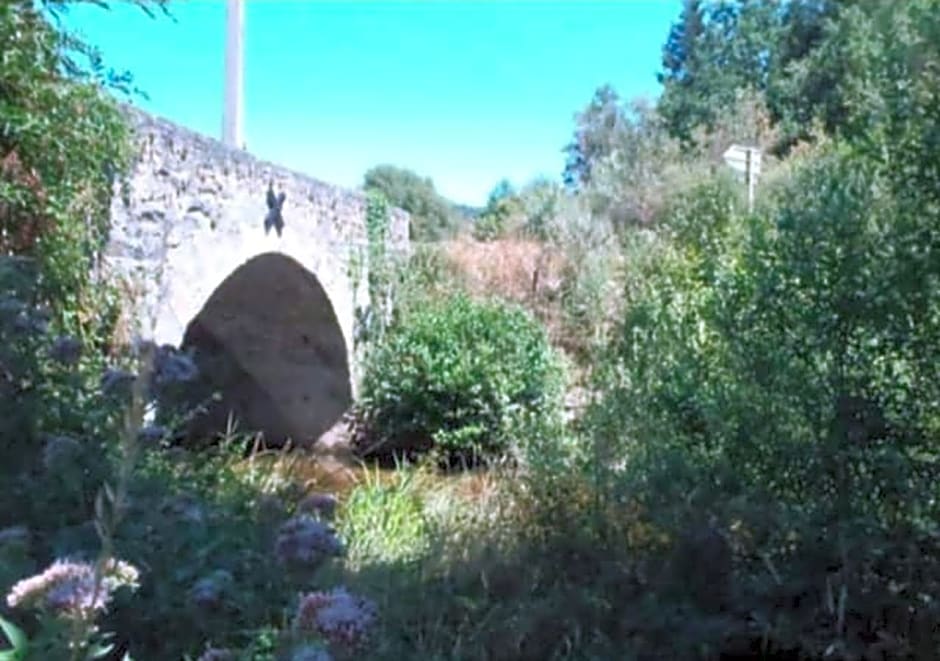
[104,107,409,445]
[106,106,408,366]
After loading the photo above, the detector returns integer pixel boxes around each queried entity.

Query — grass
[338,462,430,567]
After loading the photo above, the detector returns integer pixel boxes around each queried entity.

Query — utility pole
[222,0,244,149]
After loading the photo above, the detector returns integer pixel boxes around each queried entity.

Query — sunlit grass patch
[337,463,431,567]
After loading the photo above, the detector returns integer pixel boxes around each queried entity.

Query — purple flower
[6,558,139,618]
[48,335,82,366]
[42,435,82,473]
[150,343,199,386]
[297,492,338,521]
[101,367,136,397]
[188,570,233,611]
[275,515,343,570]
[12,309,48,335]
[293,586,377,650]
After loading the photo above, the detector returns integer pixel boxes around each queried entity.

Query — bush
[578,141,940,656]
[354,293,565,464]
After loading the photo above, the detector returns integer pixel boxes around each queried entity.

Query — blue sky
[62,1,681,206]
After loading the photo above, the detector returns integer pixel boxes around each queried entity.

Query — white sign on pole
[722,144,762,176]
[722,144,762,212]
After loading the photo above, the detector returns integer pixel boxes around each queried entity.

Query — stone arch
[180,252,351,447]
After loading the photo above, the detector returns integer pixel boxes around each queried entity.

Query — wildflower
[103,558,140,590]
[188,570,233,611]
[100,367,136,397]
[48,335,82,366]
[42,434,83,473]
[150,343,198,387]
[297,492,338,521]
[6,557,139,618]
[0,525,29,549]
[288,643,334,661]
[196,648,236,661]
[293,587,377,650]
[0,294,24,317]
[13,308,48,335]
[275,515,343,570]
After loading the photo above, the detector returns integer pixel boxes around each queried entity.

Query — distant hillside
[452,203,483,221]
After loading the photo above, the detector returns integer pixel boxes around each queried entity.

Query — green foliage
[4,1,939,659]
[515,177,562,240]
[657,0,940,153]
[355,293,565,464]
[472,178,522,241]
[562,84,624,187]
[0,1,155,346]
[339,466,429,567]
[0,0,166,470]
[0,616,28,661]
[470,177,567,241]
[658,0,781,147]
[100,442,314,659]
[392,243,465,316]
[585,137,940,655]
[362,164,461,241]
[353,191,395,352]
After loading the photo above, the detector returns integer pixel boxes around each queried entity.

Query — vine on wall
[351,191,395,364]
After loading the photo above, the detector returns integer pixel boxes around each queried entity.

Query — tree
[562,85,626,188]
[0,0,166,341]
[473,178,522,241]
[362,164,459,241]
[562,93,686,229]
[654,0,931,152]
[657,0,780,147]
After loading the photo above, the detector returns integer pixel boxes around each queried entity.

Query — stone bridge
[105,108,409,448]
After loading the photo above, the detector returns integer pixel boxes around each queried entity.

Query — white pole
[746,148,755,213]
[222,0,244,149]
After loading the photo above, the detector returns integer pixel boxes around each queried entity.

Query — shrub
[354,293,565,464]
[581,141,940,657]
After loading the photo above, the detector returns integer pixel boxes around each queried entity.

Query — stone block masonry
[105,106,409,447]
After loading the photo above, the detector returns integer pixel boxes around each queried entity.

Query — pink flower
[5,558,139,618]
[293,587,376,650]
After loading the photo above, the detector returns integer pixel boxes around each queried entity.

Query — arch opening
[179,252,351,448]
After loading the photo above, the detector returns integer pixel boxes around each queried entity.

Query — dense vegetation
[1,1,939,660]
[361,165,464,242]
[354,293,564,465]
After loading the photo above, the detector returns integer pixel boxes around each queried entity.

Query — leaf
[0,616,27,654]
[87,641,114,659]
